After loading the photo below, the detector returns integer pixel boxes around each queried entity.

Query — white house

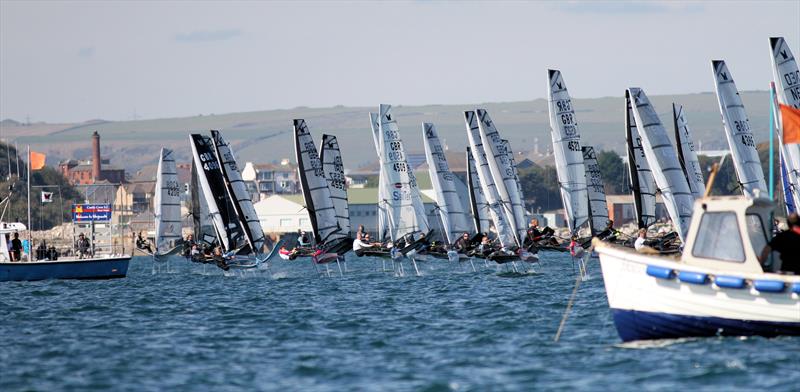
[254,194,312,234]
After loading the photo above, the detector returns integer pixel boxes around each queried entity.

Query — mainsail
[211,130,266,254]
[673,104,706,199]
[369,112,389,241]
[190,159,215,246]
[293,120,345,246]
[628,88,694,241]
[464,111,516,247]
[467,148,492,234]
[189,134,244,252]
[476,109,527,241]
[769,37,800,210]
[625,90,657,228]
[547,69,589,234]
[422,123,472,244]
[711,60,768,197]
[378,104,429,241]
[154,148,182,255]
[581,146,609,235]
[320,134,351,239]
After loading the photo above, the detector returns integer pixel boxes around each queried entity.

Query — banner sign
[72,203,112,222]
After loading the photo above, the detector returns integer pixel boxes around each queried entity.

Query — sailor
[526,218,557,247]
[758,213,800,274]
[634,228,648,251]
[76,233,91,259]
[10,232,22,261]
[454,232,471,253]
[182,234,195,257]
[297,230,311,247]
[596,220,617,241]
[212,246,230,271]
[353,233,377,257]
[477,235,492,256]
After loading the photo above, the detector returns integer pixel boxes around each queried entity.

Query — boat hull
[596,243,800,342]
[611,309,800,341]
[0,256,131,282]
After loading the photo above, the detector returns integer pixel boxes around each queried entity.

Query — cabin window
[745,213,767,256]
[691,212,744,262]
[279,219,292,227]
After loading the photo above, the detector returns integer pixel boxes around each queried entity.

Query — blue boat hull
[0,257,131,282]
[612,309,800,342]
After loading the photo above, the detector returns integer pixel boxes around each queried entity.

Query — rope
[554,267,583,342]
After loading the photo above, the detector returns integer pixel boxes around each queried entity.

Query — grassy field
[1,90,772,173]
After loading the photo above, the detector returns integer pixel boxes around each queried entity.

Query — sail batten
[547,70,589,234]
[628,88,694,242]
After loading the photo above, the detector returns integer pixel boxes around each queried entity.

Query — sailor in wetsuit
[182,234,196,257]
[453,232,471,253]
[525,218,558,249]
[212,246,230,271]
[353,233,378,257]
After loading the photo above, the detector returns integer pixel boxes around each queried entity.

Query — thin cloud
[77,46,95,58]
[557,1,704,15]
[174,29,243,43]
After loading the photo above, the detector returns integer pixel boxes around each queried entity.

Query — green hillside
[1,91,773,172]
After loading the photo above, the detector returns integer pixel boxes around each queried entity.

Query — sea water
[1,254,797,391]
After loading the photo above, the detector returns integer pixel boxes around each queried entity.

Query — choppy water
[1,254,798,391]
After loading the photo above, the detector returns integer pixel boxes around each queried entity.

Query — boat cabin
[680,196,772,274]
[0,222,27,262]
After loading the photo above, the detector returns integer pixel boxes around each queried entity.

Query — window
[299,218,309,227]
[280,219,292,227]
[745,213,767,257]
[692,212,744,262]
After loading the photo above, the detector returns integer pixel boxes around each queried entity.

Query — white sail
[293,120,345,245]
[673,104,706,199]
[625,91,658,228]
[581,146,609,235]
[547,69,589,234]
[503,139,525,207]
[628,88,694,242]
[711,60,768,198]
[369,112,389,241]
[476,109,527,242]
[770,37,800,209]
[154,148,182,255]
[189,134,241,252]
[422,123,472,244]
[464,111,516,247]
[378,104,429,241]
[467,148,492,235]
[211,130,266,254]
[320,134,351,239]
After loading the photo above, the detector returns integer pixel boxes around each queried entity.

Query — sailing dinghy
[293,119,351,274]
[151,148,183,261]
[769,37,800,213]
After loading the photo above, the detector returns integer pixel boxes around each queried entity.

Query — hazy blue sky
[1,0,798,123]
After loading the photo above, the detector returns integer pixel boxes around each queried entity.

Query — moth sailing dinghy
[188,131,270,271]
[147,148,184,266]
[293,119,352,275]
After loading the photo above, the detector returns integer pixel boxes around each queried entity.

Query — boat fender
[646,265,675,279]
[714,276,746,289]
[792,282,800,294]
[678,271,708,285]
[753,280,786,293]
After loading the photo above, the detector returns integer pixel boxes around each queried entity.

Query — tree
[519,165,562,212]
[596,150,626,194]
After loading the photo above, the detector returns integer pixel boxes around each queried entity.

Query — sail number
[166,180,181,197]
[784,70,799,87]
[555,99,572,113]
[567,140,581,152]
[741,134,755,147]
[734,119,750,133]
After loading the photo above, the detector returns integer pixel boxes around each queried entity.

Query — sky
[1,0,798,123]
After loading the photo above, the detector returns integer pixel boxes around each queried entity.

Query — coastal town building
[241,159,300,200]
[58,131,125,185]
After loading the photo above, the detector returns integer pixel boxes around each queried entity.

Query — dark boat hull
[0,256,131,282]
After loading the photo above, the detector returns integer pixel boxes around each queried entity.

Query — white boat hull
[596,243,800,341]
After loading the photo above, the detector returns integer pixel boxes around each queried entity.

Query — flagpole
[769,83,776,201]
[27,145,32,262]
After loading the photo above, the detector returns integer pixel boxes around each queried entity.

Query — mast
[27,145,31,261]
[466,148,482,233]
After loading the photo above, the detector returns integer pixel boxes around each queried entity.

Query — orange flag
[781,104,800,145]
[29,151,46,170]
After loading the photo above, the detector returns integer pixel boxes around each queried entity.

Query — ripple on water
[1,254,798,391]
